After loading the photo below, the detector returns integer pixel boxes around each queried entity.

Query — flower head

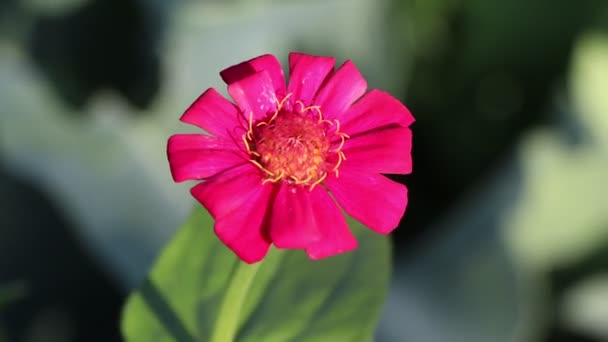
[168,53,414,263]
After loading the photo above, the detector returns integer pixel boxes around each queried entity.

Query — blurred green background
[1,0,608,341]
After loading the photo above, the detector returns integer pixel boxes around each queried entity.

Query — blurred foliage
[389,0,608,245]
[381,1,608,341]
[0,166,122,341]
[504,31,608,341]
[27,0,161,110]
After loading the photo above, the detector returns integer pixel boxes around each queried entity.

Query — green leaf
[121,206,391,342]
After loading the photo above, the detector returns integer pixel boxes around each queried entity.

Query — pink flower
[167,53,414,263]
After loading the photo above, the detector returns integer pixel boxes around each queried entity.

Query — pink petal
[190,164,271,263]
[180,88,242,139]
[287,53,336,106]
[325,167,408,234]
[167,133,240,154]
[338,126,413,174]
[228,71,277,122]
[220,54,285,93]
[270,183,322,249]
[314,60,367,119]
[341,89,415,136]
[305,188,358,260]
[190,163,260,218]
[167,134,247,182]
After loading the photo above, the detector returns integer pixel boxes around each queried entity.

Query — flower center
[243,94,348,190]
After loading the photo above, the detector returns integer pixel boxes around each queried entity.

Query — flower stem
[210,260,261,342]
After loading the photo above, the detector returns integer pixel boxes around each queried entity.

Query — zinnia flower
[167,53,413,263]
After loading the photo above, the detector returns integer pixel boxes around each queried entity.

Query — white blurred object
[562,274,608,340]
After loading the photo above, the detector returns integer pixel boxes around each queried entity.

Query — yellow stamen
[334,134,346,152]
[268,93,293,124]
[249,160,274,176]
[294,100,305,112]
[246,111,254,140]
[268,170,284,182]
[332,152,344,172]
[333,119,341,132]
[309,173,327,190]
[278,93,293,108]
[242,134,251,150]
[292,174,314,185]
[241,93,350,190]
[302,105,321,113]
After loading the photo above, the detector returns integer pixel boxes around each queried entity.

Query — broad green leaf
[121,206,391,342]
